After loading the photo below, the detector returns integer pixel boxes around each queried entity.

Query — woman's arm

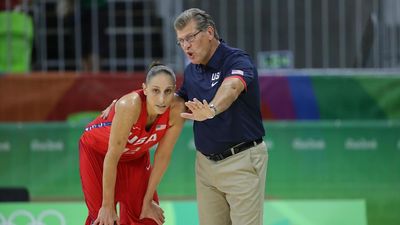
[140,96,186,222]
[94,93,141,225]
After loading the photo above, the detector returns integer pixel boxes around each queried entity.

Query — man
[174,8,268,225]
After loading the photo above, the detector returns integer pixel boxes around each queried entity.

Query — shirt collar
[205,39,226,70]
[193,39,226,71]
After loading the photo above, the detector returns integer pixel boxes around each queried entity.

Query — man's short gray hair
[174,8,220,40]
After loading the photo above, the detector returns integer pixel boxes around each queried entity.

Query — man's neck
[202,39,220,66]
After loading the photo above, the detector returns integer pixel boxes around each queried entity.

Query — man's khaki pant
[196,142,268,225]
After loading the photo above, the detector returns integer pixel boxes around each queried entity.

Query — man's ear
[207,26,214,40]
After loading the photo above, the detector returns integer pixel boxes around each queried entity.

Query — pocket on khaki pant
[249,144,268,176]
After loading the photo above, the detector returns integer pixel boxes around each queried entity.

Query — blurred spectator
[60,0,107,72]
[0,0,21,11]
[0,0,31,12]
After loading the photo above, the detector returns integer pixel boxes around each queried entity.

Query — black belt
[204,138,263,162]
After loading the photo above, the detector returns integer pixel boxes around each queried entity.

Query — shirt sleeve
[224,53,255,91]
[176,75,189,101]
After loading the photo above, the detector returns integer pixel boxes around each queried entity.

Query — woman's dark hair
[146,62,176,84]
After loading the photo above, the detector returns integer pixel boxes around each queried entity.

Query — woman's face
[143,72,176,115]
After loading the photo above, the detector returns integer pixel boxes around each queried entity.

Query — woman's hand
[140,200,165,225]
[93,206,119,225]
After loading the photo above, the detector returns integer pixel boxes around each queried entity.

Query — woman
[79,63,185,225]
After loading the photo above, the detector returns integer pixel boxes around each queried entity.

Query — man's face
[176,20,212,65]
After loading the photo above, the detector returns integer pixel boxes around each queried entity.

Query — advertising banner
[0,200,366,225]
[1,73,400,121]
[0,121,398,225]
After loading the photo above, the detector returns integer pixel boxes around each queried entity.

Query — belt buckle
[207,153,224,161]
[207,154,218,161]
[216,154,224,161]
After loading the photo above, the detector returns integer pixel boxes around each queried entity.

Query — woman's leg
[79,139,116,225]
[116,152,158,225]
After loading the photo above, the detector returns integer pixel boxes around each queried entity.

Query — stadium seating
[0,12,33,73]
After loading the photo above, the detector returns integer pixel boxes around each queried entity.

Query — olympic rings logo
[0,209,66,225]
